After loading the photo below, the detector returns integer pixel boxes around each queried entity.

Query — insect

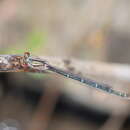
[24,52,130,99]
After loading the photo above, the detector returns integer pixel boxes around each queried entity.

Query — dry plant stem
[99,114,126,130]
[0,53,130,99]
[0,54,47,73]
[99,103,130,130]
[0,54,25,72]
[26,87,60,130]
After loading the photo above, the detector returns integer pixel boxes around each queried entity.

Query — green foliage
[3,31,47,54]
[25,31,46,53]
[27,73,47,79]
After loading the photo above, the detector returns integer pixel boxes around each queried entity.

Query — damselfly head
[24,52,49,71]
[24,52,30,59]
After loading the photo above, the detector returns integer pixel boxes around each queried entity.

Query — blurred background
[0,0,130,130]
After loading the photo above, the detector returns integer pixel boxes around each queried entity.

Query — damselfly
[24,52,130,99]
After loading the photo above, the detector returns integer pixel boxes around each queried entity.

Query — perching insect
[25,52,130,99]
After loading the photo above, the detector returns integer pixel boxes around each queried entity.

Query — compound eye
[24,52,30,59]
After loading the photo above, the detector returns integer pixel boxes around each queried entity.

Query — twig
[0,52,130,99]
[99,103,130,130]
[26,86,60,130]
[0,52,47,73]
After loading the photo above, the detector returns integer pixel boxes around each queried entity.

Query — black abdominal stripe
[28,57,130,99]
[48,65,129,99]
